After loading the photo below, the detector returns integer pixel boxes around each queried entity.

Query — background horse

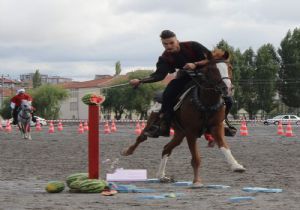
[18,100,32,140]
[122,49,245,187]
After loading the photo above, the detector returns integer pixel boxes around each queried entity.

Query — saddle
[146,87,237,137]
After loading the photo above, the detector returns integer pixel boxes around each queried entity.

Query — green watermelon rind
[45,181,65,193]
[79,179,107,193]
[66,173,89,187]
[81,94,97,105]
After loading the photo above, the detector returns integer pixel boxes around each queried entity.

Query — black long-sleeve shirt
[141,41,211,83]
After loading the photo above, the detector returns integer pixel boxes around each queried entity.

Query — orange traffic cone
[57,120,63,131]
[5,120,12,133]
[277,121,284,135]
[110,120,117,132]
[83,121,89,131]
[285,121,294,137]
[35,119,42,131]
[48,121,55,133]
[78,122,84,134]
[135,122,141,135]
[240,120,248,136]
[170,127,175,136]
[104,121,111,134]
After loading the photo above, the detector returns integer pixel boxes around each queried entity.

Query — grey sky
[0,0,299,81]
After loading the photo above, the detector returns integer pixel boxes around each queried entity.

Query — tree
[278,28,300,108]
[114,61,122,76]
[254,44,280,117]
[0,97,13,119]
[30,85,69,119]
[239,48,259,119]
[32,69,42,88]
[102,70,164,120]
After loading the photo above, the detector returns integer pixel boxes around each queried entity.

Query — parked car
[30,116,48,127]
[263,115,300,125]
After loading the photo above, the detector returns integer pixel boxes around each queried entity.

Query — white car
[263,115,300,125]
[30,116,48,127]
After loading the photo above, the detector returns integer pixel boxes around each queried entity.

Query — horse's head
[203,49,233,97]
[20,100,32,113]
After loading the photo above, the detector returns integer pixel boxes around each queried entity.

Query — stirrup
[225,127,237,137]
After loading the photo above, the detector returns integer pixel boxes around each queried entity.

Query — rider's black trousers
[161,76,191,119]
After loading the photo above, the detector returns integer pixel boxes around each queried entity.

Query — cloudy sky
[0,0,299,81]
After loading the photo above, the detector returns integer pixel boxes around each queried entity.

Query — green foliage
[102,70,164,120]
[0,97,13,119]
[255,44,280,115]
[115,61,122,76]
[238,48,259,118]
[29,85,69,119]
[32,69,42,88]
[278,28,300,107]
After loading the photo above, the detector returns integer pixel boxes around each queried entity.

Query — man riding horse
[10,89,36,125]
[130,30,234,137]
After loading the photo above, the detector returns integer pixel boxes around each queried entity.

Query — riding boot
[32,113,37,122]
[143,112,161,138]
[12,109,18,125]
[159,113,172,137]
[224,96,237,137]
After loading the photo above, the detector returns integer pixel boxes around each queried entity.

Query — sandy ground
[0,122,299,210]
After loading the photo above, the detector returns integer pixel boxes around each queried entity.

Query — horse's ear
[223,51,229,60]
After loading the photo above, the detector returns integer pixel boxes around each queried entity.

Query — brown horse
[122,49,245,187]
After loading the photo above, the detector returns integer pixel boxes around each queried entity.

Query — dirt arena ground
[0,122,299,210]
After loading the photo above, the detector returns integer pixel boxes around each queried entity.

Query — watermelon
[66,173,88,188]
[81,94,94,105]
[79,179,107,193]
[45,181,65,193]
[81,94,105,105]
[69,179,85,190]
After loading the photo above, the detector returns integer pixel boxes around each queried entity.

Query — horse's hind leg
[211,125,245,172]
[156,132,185,179]
[186,135,203,187]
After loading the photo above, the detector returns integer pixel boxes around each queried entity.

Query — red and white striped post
[88,105,100,179]
[82,94,105,179]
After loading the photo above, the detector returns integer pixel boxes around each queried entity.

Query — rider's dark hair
[160,30,176,39]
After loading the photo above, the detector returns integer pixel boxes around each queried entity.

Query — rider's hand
[129,79,141,87]
[183,63,197,70]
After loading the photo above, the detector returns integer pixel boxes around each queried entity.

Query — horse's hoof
[189,182,204,189]
[120,148,132,156]
[159,176,175,183]
[232,165,246,173]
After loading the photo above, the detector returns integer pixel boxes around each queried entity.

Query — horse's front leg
[186,135,203,187]
[27,123,32,140]
[121,134,147,156]
[211,124,246,172]
[156,131,185,180]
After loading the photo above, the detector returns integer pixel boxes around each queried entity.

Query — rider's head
[160,30,180,53]
[17,88,25,95]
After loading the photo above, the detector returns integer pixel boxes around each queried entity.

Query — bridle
[186,59,232,95]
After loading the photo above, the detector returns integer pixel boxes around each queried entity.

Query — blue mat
[228,196,255,203]
[242,187,283,193]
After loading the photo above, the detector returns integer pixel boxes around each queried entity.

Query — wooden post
[88,105,100,179]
